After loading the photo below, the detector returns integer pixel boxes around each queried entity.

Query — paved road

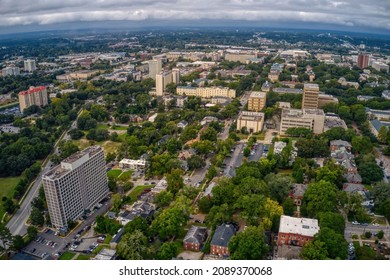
[345,222,390,242]
[218,120,232,140]
[223,143,244,177]
[7,110,82,236]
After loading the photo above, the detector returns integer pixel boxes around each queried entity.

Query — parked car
[352,221,359,225]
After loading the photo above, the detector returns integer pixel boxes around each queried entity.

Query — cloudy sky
[0,0,389,34]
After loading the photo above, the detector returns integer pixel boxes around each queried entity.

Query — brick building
[210,224,235,256]
[277,215,319,247]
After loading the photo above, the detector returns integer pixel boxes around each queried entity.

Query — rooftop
[211,224,235,247]
[238,111,265,121]
[183,225,208,245]
[19,86,46,96]
[279,215,319,237]
[304,83,319,90]
[249,91,267,98]
[282,108,325,118]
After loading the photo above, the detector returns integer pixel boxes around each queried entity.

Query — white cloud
[0,0,388,30]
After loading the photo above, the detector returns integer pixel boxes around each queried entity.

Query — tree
[192,140,215,155]
[316,161,345,188]
[371,182,390,215]
[378,126,388,143]
[30,207,44,226]
[261,198,284,231]
[69,128,84,140]
[198,196,213,213]
[229,226,268,260]
[300,240,328,260]
[117,230,151,260]
[265,173,293,203]
[187,155,206,170]
[365,231,372,239]
[206,204,233,227]
[124,217,149,235]
[286,127,312,137]
[316,227,348,259]
[0,224,12,254]
[27,226,38,241]
[167,169,185,195]
[12,235,25,251]
[358,162,383,184]
[112,193,122,212]
[377,230,384,239]
[243,147,251,157]
[154,191,174,208]
[156,242,179,260]
[318,212,345,235]
[352,136,373,154]
[282,197,295,216]
[301,180,339,218]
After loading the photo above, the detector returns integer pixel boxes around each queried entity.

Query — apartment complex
[155,69,180,96]
[302,83,319,109]
[24,59,37,72]
[176,86,236,99]
[18,86,48,113]
[1,66,20,77]
[357,54,370,69]
[277,215,319,247]
[224,52,257,63]
[148,59,162,79]
[280,108,325,135]
[247,91,267,112]
[42,146,109,228]
[237,111,265,133]
[372,61,389,73]
[119,158,147,171]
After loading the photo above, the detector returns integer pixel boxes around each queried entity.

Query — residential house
[183,226,208,251]
[118,201,155,225]
[343,183,365,194]
[277,215,319,247]
[210,224,236,257]
[289,184,308,206]
[344,173,362,184]
[330,140,352,152]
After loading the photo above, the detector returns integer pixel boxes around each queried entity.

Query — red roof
[19,86,46,96]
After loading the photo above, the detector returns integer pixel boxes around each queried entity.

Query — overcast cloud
[0,0,389,31]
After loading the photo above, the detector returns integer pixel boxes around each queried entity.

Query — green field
[118,170,133,181]
[128,185,152,203]
[58,252,76,260]
[0,176,22,220]
[72,139,122,155]
[107,169,122,179]
[97,124,128,131]
[76,254,90,260]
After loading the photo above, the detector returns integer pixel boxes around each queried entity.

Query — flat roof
[304,83,319,90]
[249,91,266,98]
[279,215,319,237]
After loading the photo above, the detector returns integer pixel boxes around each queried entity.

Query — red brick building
[210,224,235,256]
[183,226,208,251]
[277,215,319,247]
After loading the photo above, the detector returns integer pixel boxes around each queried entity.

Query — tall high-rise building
[24,59,37,72]
[357,54,369,69]
[247,91,267,112]
[42,146,109,229]
[148,59,162,79]
[1,66,20,76]
[18,86,48,113]
[155,69,180,96]
[302,83,319,109]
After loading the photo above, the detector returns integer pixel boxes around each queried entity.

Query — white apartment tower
[24,59,37,72]
[155,69,180,96]
[42,146,109,229]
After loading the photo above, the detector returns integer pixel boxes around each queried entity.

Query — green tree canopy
[229,226,268,260]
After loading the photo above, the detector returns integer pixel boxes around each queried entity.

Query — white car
[352,221,359,225]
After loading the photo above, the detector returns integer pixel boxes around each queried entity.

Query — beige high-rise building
[176,86,236,99]
[280,108,325,135]
[237,111,265,133]
[42,146,109,229]
[318,94,338,108]
[248,91,267,112]
[155,69,180,96]
[18,86,48,113]
[148,59,162,79]
[302,83,320,109]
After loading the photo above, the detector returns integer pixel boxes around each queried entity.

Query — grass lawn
[58,252,76,260]
[76,254,90,260]
[0,176,22,220]
[118,170,133,181]
[103,235,113,245]
[278,169,293,175]
[107,169,122,179]
[251,132,265,140]
[236,133,249,140]
[97,124,128,131]
[72,139,122,155]
[128,185,152,203]
[93,244,109,255]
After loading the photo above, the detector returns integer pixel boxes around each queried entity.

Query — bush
[365,231,372,239]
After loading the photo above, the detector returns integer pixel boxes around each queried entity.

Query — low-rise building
[289,184,308,206]
[372,61,389,73]
[93,248,117,260]
[118,201,155,226]
[176,86,236,99]
[382,90,390,100]
[277,102,291,109]
[318,94,338,108]
[344,173,362,184]
[274,141,287,155]
[210,96,232,106]
[366,107,390,121]
[330,140,352,152]
[369,119,390,137]
[343,183,365,193]
[324,113,347,131]
[176,96,188,108]
[280,109,325,135]
[237,111,265,133]
[119,158,147,171]
[277,215,319,247]
[183,226,208,251]
[210,224,236,257]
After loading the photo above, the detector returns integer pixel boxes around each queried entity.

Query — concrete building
[24,59,37,72]
[324,113,347,131]
[302,83,319,109]
[148,59,162,79]
[318,94,338,108]
[119,158,147,171]
[237,111,265,133]
[18,86,48,113]
[277,215,319,247]
[42,146,109,229]
[357,54,370,69]
[280,108,325,135]
[155,69,180,96]
[274,141,287,155]
[176,96,188,108]
[1,66,20,76]
[247,91,267,112]
[225,52,256,63]
[176,86,236,99]
[372,61,389,73]
[365,107,390,121]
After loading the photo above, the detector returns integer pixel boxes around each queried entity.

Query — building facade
[302,83,319,109]
[357,54,369,69]
[280,108,325,135]
[119,158,147,171]
[210,224,235,256]
[1,66,20,76]
[176,86,236,99]
[42,146,109,228]
[237,111,265,133]
[155,69,180,96]
[18,86,48,113]
[24,59,37,72]
[248,91,267,112]
[277,215,319,247]
[148,59,162,79]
